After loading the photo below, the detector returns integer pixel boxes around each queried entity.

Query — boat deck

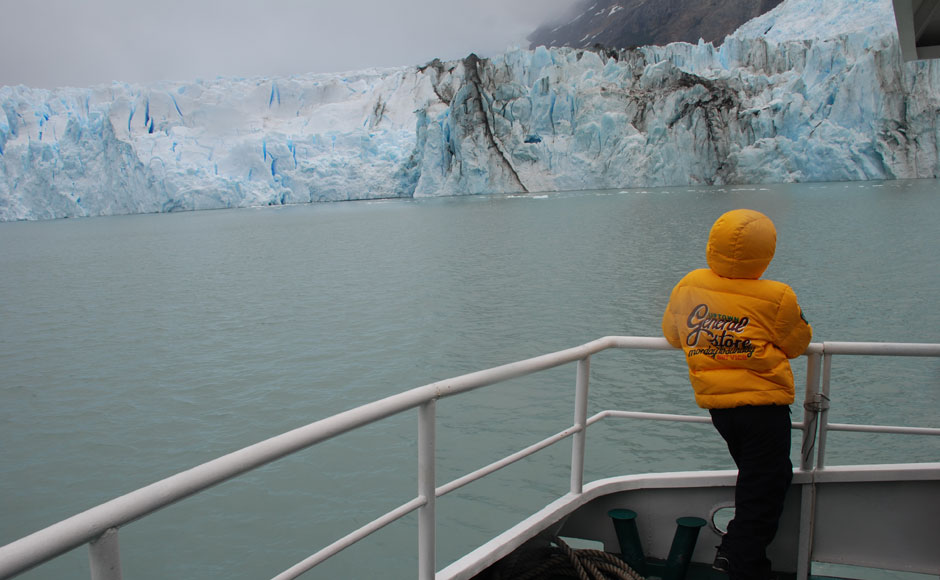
[474,544,923,580]
[458,462,940,580]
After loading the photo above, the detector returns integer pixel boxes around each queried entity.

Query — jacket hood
[706,209,776,279]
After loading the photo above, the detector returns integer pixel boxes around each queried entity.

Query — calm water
[1,180,938,579]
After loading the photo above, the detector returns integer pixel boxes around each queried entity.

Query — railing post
[88,528,122,580]
[570,356,590,494]
[800,352,823,471]
[815,354,833,470]
[796,351,823,580]
[418,399,437,580]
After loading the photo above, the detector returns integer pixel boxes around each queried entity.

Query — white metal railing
[794,342,940,580]
[0,337,937,580]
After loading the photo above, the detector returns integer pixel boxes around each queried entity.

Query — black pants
[710,405,793,580]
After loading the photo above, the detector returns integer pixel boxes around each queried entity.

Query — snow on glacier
[733,0,893,42]
[1,0,938,221]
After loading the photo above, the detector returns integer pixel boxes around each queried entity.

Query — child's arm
[662,285,683,349]
[776,286,813,358]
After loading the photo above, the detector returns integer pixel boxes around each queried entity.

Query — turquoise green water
[1,180,938,578]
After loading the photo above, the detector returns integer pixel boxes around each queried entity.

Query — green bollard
[663,516,707,580]
[608,508,647,576]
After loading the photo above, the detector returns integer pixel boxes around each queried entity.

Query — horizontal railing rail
[0,337,936,580]
[824,423,940,436]
[820,341,940,357]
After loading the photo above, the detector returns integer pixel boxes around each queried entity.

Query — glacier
[1,0,938,221]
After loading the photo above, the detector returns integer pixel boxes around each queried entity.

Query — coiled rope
[485,535,645,580]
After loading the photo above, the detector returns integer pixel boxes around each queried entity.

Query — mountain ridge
[528,0,784,50]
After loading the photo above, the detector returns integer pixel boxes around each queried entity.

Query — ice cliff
[1,0,938,221]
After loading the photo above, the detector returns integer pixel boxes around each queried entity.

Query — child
[661,209,812,579]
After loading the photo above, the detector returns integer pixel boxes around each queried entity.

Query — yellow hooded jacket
[662,209,812,409]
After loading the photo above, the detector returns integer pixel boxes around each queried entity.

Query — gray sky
[0,0,578,89]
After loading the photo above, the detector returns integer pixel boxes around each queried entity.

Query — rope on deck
[486,535,645,580]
